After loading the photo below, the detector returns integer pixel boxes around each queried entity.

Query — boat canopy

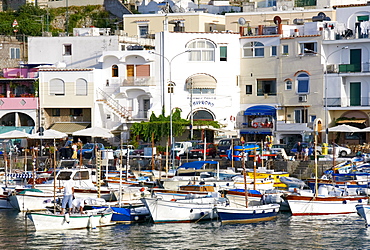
[179,161,218,169]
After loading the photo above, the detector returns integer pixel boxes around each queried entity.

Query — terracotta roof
[39,68,93,72]
[240,35,280,39]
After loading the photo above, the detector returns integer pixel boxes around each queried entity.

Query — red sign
[12,19,18,27]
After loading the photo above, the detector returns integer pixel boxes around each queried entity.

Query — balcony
[326,97,370,107]
[122,76,155,86]
[327,63,370,73]
[0,96,38,110]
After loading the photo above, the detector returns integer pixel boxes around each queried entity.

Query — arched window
[49,78,65,96]
[285,79,292,90]
[296,73,310,94]
[112,65,118,77]
[243,41,264,57]
[187,40,215,62]
[76,78,88,96]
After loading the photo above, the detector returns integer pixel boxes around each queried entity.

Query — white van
[172,142,193,157]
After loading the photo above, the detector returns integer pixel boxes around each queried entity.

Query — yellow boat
[246,169,289,188]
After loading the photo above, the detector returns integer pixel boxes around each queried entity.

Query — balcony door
[350,49,361,72]
[350,82,361,106]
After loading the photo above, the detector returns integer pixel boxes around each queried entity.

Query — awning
[240,130,272,135]
[337,119,366,124]
[50,123,90,135]
[187,74,217,89]
[179,161,218,169]
[244,105,276,116]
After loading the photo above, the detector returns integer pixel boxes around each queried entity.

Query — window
[76,78,88,96]
[220,46,227,61]
[297,73,310,94]
[246,85,252,94]
[300,42,317,55]
[271,46,277,56]
[70,108,82,116]
[10,48,20,59]
[63,44,72,56]
[52,108,60,117]
[112,65,118,77]
[187,40,215,62]
[285,80,292,90]
[49,79,65,96]
[357,15,369,22]
[138,24,148,38]
[257,79,276,96]
[243,41,264,57]
[310,115,316,122]
[294,109,307,123]
[282,45,289,55]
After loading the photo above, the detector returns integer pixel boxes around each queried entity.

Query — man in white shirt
[61,176,74,214]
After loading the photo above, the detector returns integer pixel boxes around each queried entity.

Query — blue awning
[244,105,276,116]
[240,130,272,135]
[179,161,218,169]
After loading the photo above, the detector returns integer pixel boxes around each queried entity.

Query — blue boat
[216,204,280,224]
[93,205,150,223]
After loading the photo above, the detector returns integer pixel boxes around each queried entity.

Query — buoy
[88,215,97,229]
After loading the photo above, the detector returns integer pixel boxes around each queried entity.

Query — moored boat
[216,204,280,224]
[356,204,370,227]
[27,208,114,230]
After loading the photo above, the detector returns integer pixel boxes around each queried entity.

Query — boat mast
[314,123,318,198]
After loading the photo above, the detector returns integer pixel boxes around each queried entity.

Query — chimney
[258,25,263,35]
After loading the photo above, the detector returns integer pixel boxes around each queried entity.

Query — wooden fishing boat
[27,208,114,230]
[216,204,280,224]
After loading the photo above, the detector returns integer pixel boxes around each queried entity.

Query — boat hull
[27,210,113,230]
[285,195,368,216]
[216,204,280,224]
[142,197,225,223]
[9,191,62,212]
[356,204,370,226]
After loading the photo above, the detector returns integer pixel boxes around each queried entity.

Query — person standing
[61,176,74,214]
[296,142,303,160]
[72,142,78,159]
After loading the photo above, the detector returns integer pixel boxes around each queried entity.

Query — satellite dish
[273,16,282,25]
[172,5,180,13]
[238,17,246,26]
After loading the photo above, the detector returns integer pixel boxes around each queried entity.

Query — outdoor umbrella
[28,129,68,139]
[361,127,370,132]
[326,124,362,133]
[72,127,113,138]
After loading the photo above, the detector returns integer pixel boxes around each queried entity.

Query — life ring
[252,123,258,128]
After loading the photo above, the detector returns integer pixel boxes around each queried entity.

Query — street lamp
[149,50,190,167]
[304,46,348,143]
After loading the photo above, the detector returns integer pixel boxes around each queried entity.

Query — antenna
[238,17,246,26]
[273,16,282,25]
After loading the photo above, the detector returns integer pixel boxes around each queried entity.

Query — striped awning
[337,119,366,124]
[50,123,90,135]
[187,74,217,89]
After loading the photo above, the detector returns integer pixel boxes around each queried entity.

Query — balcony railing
[326,97,370,107]
[327,63,370,73]
[122,76,155,86]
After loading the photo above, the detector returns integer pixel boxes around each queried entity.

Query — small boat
[280,176,306,189]
[356,204,370,227]
[141,195,228,223]
[27,208,114,230]
[216,204,280,224]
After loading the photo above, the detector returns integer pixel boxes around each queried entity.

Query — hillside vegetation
[0,4,120,37]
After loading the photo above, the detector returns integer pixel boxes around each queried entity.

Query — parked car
[189,143,217,159]
[290,142,351,157]
[132,143,151,157]
[77,143,105,159]
[171,141,193,157]
[217,138,241,157]
[114,145,134,158]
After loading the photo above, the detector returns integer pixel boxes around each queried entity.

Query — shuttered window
[220,46,227,61]
[112,65,119,77]
[49,79,65,95]
[76,78,87,96]
[136,65,150,77]
[127,65,134,77]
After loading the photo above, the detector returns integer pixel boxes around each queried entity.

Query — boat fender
[134,216,139,221]
[342,200,347,204]
[200,212,204,216]
[99,215,109,225]
[140,188,145,192]
[262,210,265,214]
[358,199,363,203]
[171,199,177,202]
[88,215,97,229]
[64,213,70,223]
[190,209,193,213]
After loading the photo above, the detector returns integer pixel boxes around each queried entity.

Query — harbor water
[2,209,370,249]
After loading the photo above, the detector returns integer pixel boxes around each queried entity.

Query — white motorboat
[27,208,114,230]
[8,188,63,212]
